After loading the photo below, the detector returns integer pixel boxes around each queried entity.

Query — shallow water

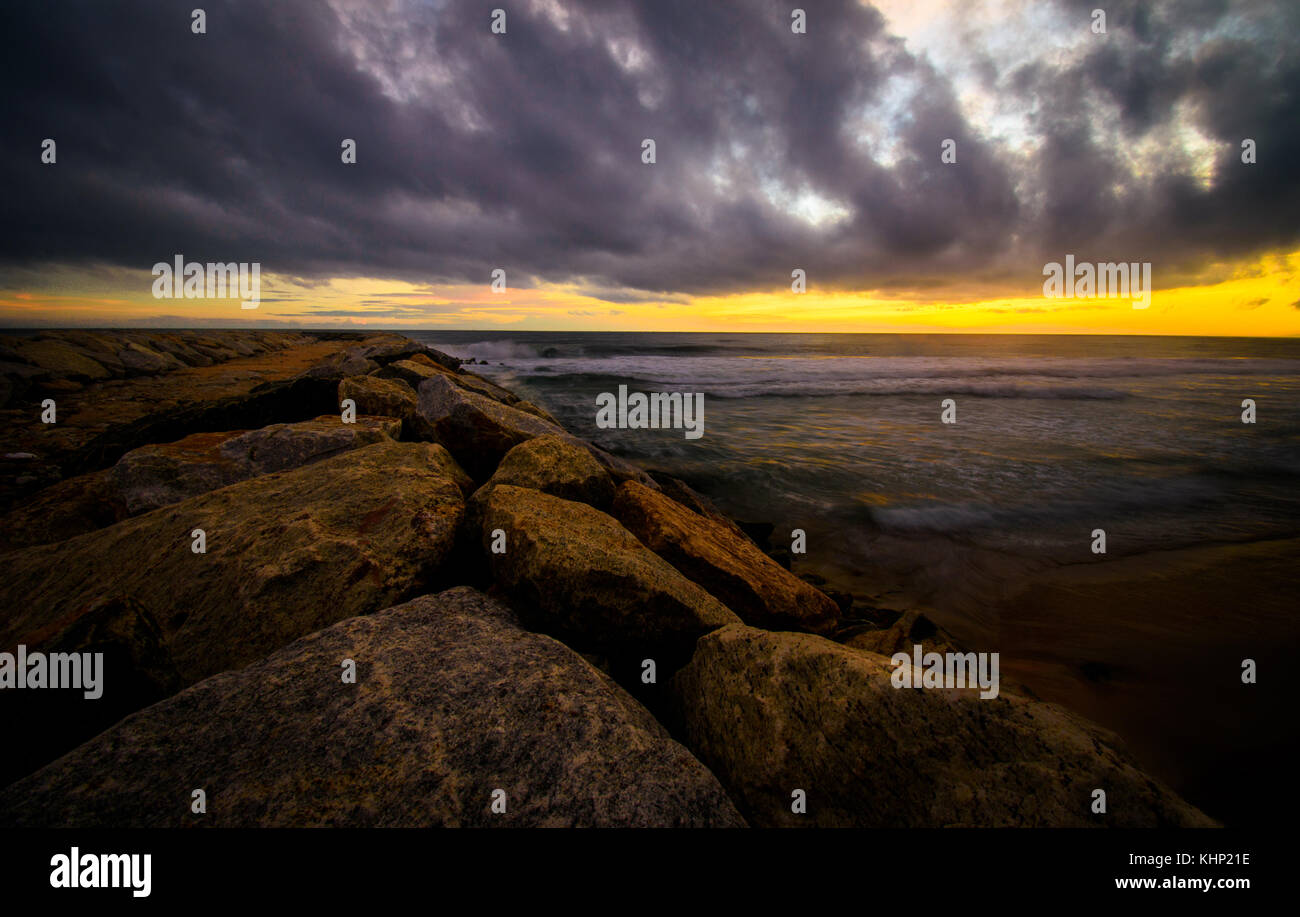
[418,331,1300,557]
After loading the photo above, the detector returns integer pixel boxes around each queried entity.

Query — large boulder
[146,333,215,367]
[374,358,445,388]
[338,375,432,440]
[187,338,239,362]
[31,331,128,376]
[0,440,466,692]
[12,339,112,382]
[474,485,739,653]
[672,624,1217,828]
[514,399,562,426]
[116,342,184,376]
[488,434,615,508]
[338,374,417,418]
[0,416,409,546]
[0,588,747,828]
[299,349,379,381]
[106,430,246,514]
[453,371,525,406]
[225,414,403,475]
[417,375,564,479]
[407,349,462,372]
[613,481,839,632]
[349,332,429,364]
[377,359,543,413]
[108,415,403,515]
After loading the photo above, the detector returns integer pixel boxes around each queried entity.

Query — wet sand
[815,535,1300,827]
[986,537,1300,827]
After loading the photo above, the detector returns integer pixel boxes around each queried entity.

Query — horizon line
[2,326,1299,340]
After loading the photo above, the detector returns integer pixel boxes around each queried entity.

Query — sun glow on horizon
[1,249,1297,337]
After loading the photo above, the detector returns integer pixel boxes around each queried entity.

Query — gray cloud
[1,0,1296,301]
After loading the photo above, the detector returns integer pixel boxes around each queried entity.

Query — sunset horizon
[5,1,1297,336]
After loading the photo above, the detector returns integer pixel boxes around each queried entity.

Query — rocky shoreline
[0,330,1214,827]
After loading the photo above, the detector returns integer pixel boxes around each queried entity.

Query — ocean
[412,331,1300,824]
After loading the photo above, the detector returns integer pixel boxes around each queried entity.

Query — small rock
[843,609,960,656]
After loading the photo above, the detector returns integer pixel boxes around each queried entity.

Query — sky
[1,0,1298,334]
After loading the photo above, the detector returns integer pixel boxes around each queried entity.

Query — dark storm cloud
[1031,0,1300,270]
[1,0,1297,299]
